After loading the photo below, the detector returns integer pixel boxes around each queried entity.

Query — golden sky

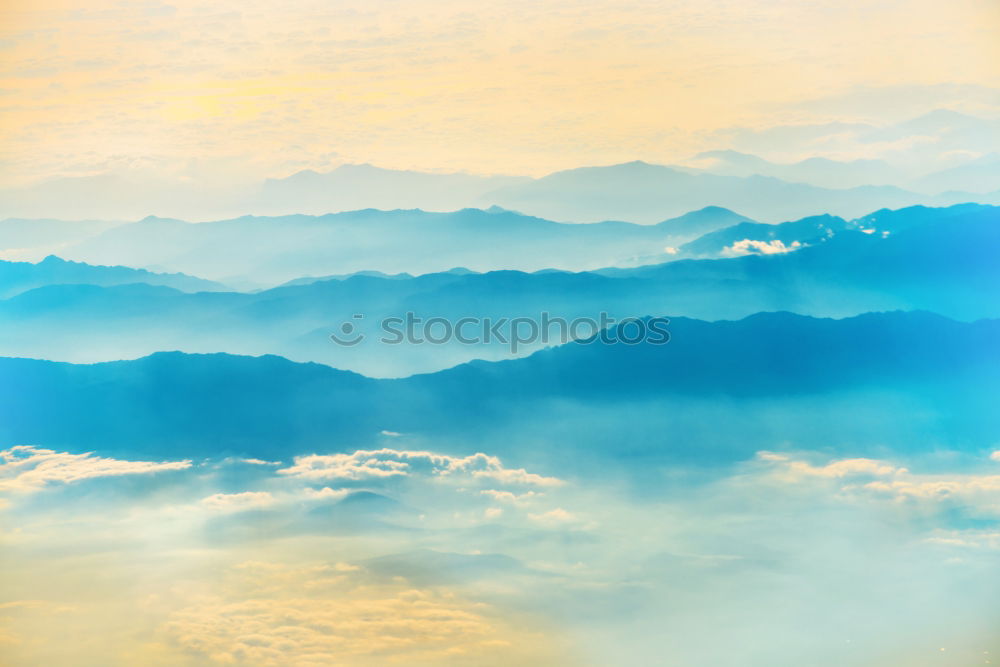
[1,0,998,185]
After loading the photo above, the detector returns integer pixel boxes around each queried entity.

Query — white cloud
[302,486,350,502]
[472,468,562,487]
[758,451,1000,514]
[0,445,191,494]
[862,476,1000,501]
[277,451,411,481]
[237,458,281,466]
[924,532,1000,551]
[723,239,802,256]
[200,491,275,512]
[277,449,563,487]
[480,490,540,504]
[757,451,905,480]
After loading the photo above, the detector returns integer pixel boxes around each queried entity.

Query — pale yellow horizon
[1,0,998,187]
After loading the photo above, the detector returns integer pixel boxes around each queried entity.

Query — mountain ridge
[1,311,996,463]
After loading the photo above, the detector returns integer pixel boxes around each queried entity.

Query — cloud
[159,561,552,666]
[236,458,281,466]
[302,486,350,501]
[862,476,1000,501]
[480,490,540,504]
[758,451,1000,514]
[200,491,276,512]
[924,531,1000,551]
[0,445,191,494]
[471,467,563,487]
[277,451,411,481]
[277,449,563,487]
[7,445,1000,666]
[758,451,906,480]
[723,239,802,256]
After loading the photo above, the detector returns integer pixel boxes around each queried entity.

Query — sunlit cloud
[758,450,1000,516]
[0,444,191,494]
[757,451,906,479]
[480,489,541,504]
[159,560,558,666]
[277,448,564,487]
[235,457,281,466]
[5,446,1000,665]
[723,238,802,256]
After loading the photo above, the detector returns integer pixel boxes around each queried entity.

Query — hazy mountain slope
[0,255,225,298]
[1,312,996,465]
[678,214,850,257]
[911,153,1000,194]
[253,164,530,215]
[55,207,754,284]
[687,151,902,189]
[479,160,996,223]
[608,204,999,322]
[0,166,528,221]
[688,149,1000,195]
[3,111,997,222]
[651,205,756,238]
[1,204,996,375]
[0,218,124,261]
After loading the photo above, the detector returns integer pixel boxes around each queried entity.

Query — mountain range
[3,206,755,285]
[1,111,997,223]
[0,204,996,376]
[686,150,1000,194]
[1,311,996,469]
[0,255,224,299]
[6,161,994,227]
[480,160,998,223]
[5,199,997,288]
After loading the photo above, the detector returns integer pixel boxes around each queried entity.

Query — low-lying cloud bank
[3,443,1000,665]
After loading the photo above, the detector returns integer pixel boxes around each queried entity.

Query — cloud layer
[4,443,1000,665]
[0,445,190,493]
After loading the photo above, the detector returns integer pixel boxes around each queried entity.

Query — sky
[1,0,999,187]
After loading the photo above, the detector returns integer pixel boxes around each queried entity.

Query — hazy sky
[1,0,998,186]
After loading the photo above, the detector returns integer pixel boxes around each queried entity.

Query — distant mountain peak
[916,108,974,121]
[331,162,382,173]
[691,150,770,165]
[693,149,755,159]
[485,204,519,214]
[692,205,740,215]
[137,215,184,225]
